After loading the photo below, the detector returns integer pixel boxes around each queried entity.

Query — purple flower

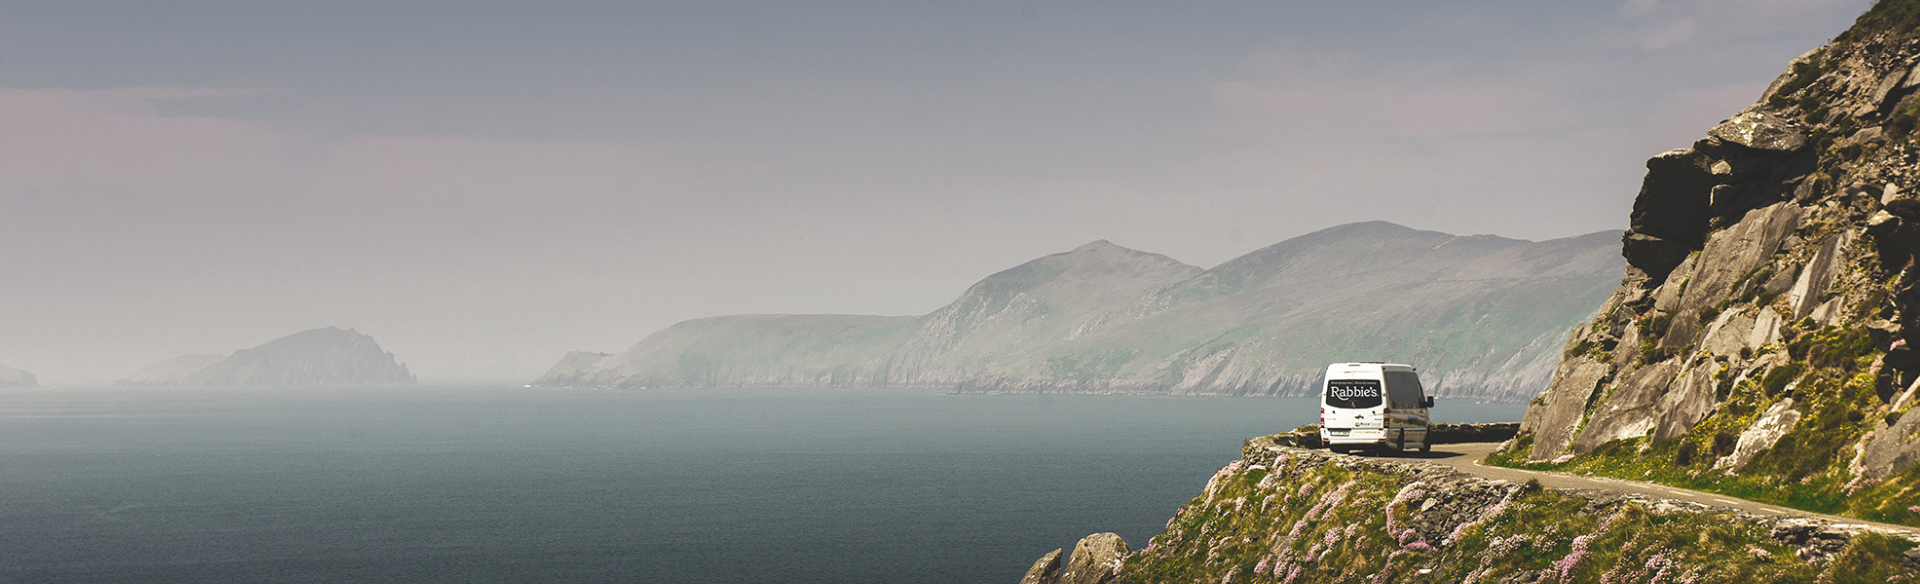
[1555,534,1595,581]
[1383,482,1427,541]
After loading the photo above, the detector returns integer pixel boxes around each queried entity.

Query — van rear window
[1324,379,1382,409]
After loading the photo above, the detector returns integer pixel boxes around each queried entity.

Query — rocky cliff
[538,225,1621,401]
[118,327,416,388]
[1502,0,1920,526]
[1019,438,1917,584]
[0,362,36,388]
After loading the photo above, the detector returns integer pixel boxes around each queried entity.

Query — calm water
[0,387,1523,584]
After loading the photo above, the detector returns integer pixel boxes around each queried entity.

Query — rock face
[118,327,415,388]
[1506,1,1920,516]
[539,226,1622,401]
[0,363,36,388]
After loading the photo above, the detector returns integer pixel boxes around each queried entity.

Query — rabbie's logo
[1329,381,1380,400]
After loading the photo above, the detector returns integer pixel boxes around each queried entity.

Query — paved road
[1369,442,1920,536]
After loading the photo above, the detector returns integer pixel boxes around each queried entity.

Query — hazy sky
[0,0,1874,385]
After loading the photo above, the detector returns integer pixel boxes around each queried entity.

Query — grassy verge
[1118,454,1914,583]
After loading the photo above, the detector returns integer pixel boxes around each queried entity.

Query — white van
[1318,362,1434,454]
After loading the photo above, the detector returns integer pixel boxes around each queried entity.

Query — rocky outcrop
[1505,0,1920,525]
[118,327,415,388]
[0,362,36,388]
[1017,549,1062,584]
[1025,437,1916,583]
[539,225,1622,401]
[1059,534,1128,584]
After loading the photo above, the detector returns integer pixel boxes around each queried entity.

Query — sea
[0,387,1524,584]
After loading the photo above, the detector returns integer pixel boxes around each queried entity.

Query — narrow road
[1371,442,1920,536]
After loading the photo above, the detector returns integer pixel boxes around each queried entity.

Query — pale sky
[0,0,1873,385]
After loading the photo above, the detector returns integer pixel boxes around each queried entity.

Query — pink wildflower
[1255,557,1270,575]
[1371,550,1412,584]
[1645,553,1672,583]
[1552,454,1576,464]
[1383,482,1427,541]
[1556,534,1595,582]
[1281,565,1302,584]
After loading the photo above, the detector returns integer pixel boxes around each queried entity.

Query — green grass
[1488,324,1920,526]
[1117,454,1914,583]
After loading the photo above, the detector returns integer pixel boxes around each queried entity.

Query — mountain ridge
[539,224,1623,401]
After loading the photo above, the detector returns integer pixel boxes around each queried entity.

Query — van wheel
[1419,443,1431,453]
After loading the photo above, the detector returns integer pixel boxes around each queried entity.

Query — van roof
[1324,362,1417,372]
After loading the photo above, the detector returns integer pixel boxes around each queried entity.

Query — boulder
[1018,548,1063,584]
[1059,533,1128,584]
[1708,111,1809,152]
[1863,404,1920,479]
[1875,68,1911,112]
[1522,353,1612,460]
[1716,398,1802,471]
